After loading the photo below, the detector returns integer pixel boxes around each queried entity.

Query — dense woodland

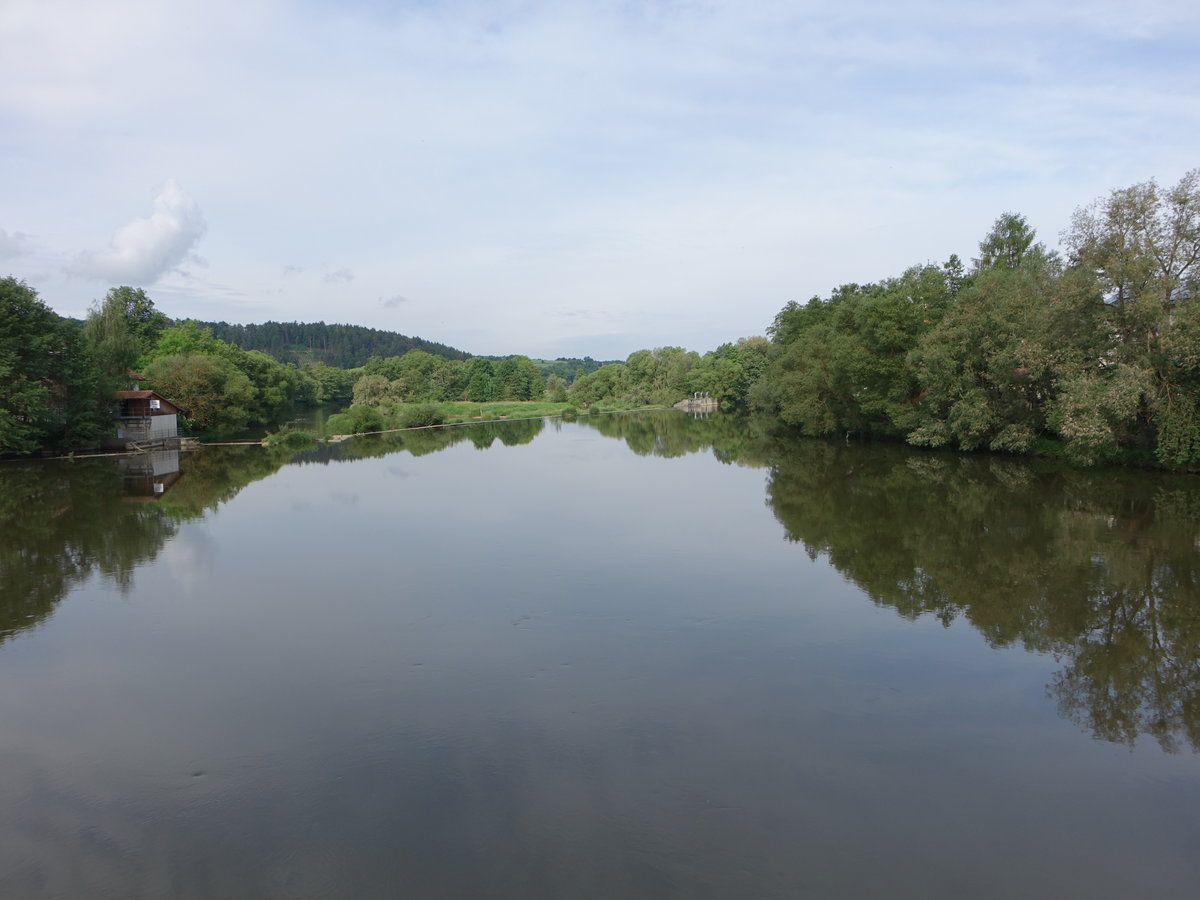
[197,320,470,368]
[2,170,1198,467]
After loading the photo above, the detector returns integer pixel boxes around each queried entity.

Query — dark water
[2,412,1198,899]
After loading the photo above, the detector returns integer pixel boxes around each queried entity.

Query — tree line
[747,170,1200,468]
[0,280,591,448]
[3,169,1198,464]
[197,320,471,368]
[560,169,1200,468]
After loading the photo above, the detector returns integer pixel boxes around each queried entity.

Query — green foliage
[756,264,957,437]
[85,291,143,385]
[745,175,1200,469]
[687,337,772,409]
[545,374,569,402]
[568,362,631,406]
[492,355,545,400]
[354,351,542,404]
[144,353,256,435]
[463,357,498,401]
[263,428,318,447]
[391,403,445,428]
[141,320,223,365]
[907,259,1085,453]
[84,286,171,385]
[353,373,394,406]
[305,362,356,403]
[326,404,384,435]
[972,212,1055,272]
[0,277,105,454]
[197,320,470,367]
[535,356,613,382]
[140,321,317,436]
[1058,169,1200,465]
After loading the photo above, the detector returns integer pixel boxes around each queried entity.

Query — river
[1,411,1198,898]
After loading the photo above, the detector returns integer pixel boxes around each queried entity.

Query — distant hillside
[197,320,471,368]
[533,357,614,380]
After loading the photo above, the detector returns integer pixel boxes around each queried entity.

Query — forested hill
[196,320,471,368]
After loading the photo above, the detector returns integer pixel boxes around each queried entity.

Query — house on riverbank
[104,391,186,450]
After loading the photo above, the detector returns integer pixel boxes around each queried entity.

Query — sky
[2,0,1198,360]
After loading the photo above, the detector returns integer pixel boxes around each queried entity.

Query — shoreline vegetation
[3,169,1199,470]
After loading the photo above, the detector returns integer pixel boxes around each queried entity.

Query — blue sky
[2,0,1197,359]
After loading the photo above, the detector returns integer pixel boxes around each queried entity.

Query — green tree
[1,277,104,454]
[545,374,569,402]
[690,336,773,409]
[141,320,224,365]
[352,374,394,407]
[568,362,631,407]
[1059,169,1200,466]
[492,355,544,400]
[463,357,498,402]
[306,362,357,403]
[973,212,1049,272]
[757,265,955,437]
[144,353,256,434]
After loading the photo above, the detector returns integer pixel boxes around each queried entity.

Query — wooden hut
[106,390,185,450]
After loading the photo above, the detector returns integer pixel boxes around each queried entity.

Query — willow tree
[1058,169,1200,466]
[84,286,170,387]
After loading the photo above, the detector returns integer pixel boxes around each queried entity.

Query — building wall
[149,415,178,440]
[114,415,178,445]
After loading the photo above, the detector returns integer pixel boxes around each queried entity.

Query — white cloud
[0,228,27,260]
[323,267,355,284]
[70,181,206,284]
[3,1,1197,353]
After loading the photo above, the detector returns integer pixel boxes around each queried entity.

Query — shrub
[326,404,384,435]
[264,429,318,447]
[393,403,445,428]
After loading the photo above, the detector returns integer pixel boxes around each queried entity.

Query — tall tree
[1,277,104,453]
[973,213,1047,272]
[85,286,170,385]
[1059,169,1200,466]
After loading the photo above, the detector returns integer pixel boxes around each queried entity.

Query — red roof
[114,390,188,416]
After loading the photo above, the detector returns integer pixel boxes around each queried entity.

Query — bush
[263,429,318,447]
[326,404,384,435]
[393,403,445,428]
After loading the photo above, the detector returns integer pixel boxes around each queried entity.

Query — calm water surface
[1,412,1198,898]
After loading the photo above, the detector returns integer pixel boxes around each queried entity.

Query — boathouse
[107,390,185,450]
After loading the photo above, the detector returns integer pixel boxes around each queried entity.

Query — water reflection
[574,410,772,464]
[758,442,1200,752]
[119,449,184,501]
[0,459,177,642]
[4,413,1200,753]
[0,420,547,645]
[0,442,305,645]
[3,413,1200,898]
[569,414,1200,752]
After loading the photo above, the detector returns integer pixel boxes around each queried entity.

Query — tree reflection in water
[577,412,1200,753]
[5,412,1199,751]
[763,440,1200,753]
